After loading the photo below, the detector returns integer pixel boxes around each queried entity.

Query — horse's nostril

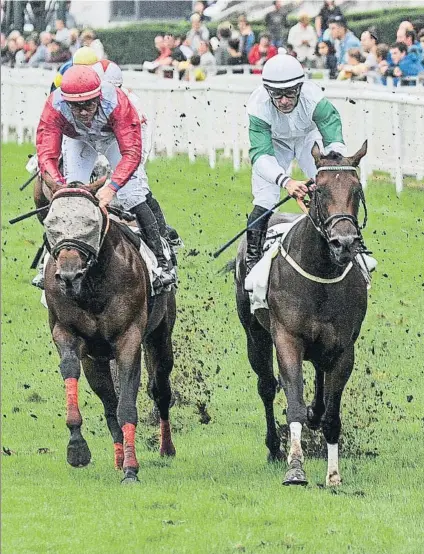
[332,239,342,249]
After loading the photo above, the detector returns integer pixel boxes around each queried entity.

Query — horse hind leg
[144,316,176,457]
[53,324,91,468]
[246,320,283,462]
[321,346,355,486]
[307,364,325,430]
[272,326,308,486]
[115,324,144,483]
[81,356,124,470]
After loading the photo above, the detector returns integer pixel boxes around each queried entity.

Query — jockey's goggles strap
[67,99,99,109]
[265,85,301,99]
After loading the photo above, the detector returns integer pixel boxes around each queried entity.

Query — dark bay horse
[41,183,176,483]
[235,142,369,486]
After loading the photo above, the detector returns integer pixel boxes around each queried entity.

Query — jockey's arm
[249,115,291,188]
[107,89,142,191]
[36,98,66,184]
[312,98,347,156]
[249,115,309,199]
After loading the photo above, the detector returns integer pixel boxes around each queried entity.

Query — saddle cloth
[244,215,306,313]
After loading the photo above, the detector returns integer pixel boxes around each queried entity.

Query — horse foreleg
[144,317,176,457]
[246,321,282,461]
[272,325,307,486]
[322,346,355,487]
[115,325,143,483]
[81,356,124,470]
[52,323,91,468]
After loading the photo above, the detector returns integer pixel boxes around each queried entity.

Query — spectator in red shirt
[248,33,277,74]
[143,35,172,73]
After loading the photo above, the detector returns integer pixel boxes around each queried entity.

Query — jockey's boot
[146,192,168,237]
[146,192,181,266]
[31,245,47,290]
[131,202,175,289]
[245,205,270,288]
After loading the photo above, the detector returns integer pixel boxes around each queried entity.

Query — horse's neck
[289,217,342,278]
[89,228,118,278]
[82,231,116,290]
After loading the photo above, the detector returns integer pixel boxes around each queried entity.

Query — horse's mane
[320,151,344,162]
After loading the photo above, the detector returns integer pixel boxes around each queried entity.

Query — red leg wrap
[122,423,139,470]
[160,419,176,457]
[114,443,124,470]
[65,378,82,427]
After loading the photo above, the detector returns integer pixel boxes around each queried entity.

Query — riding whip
[213,179,314,258]
[9,204,135,225]
[9,205,49,224]
[20,170,40,192]
[213,195,293,258]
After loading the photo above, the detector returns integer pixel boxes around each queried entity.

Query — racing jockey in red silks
[36,64,175,290]
[99,62,181,263]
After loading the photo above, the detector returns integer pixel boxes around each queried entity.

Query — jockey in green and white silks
[245,51,346,278]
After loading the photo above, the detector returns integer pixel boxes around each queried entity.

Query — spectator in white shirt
[287,13,317,66]
[198,39,217,75]
[80,29,105,60]
[187,13,209,54]
[54,19,71,47]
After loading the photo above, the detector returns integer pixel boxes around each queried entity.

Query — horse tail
[218,258,236,276]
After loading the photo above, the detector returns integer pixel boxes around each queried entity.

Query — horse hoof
[267,450,285,463]
[283,467,308,486]
[306,406,321,430]
[67,437,91,467]
[160,443,176,457]
[326,472,342,487]
[121,469,140,485]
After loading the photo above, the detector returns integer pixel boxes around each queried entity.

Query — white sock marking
[288,422,303,464]
[327,443,339,479]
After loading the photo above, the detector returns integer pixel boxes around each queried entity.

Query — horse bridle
[308,165,368,249]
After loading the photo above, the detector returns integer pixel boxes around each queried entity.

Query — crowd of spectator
[144,0,424,85]
[2,0,424,87]
[1,14,105,68]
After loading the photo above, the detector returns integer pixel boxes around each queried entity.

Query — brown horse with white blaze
[41,180,176,483]
[234,142,369,486]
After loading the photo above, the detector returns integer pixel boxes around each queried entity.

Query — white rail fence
[2,68,424,193]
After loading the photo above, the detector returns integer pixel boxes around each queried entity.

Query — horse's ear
[311,142,322,166]
[348,140,368,167]
[85,176,107,193]
[42,172,62,194]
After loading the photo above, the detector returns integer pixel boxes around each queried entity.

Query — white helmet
[262,50,305,90]
[103,61,123,87]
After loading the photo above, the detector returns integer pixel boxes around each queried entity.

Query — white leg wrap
[326,443,341,486]
[288,422,304,464]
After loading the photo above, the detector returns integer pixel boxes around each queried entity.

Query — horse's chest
[273,294,362,352]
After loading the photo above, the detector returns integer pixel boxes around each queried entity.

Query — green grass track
[2,144,424,553]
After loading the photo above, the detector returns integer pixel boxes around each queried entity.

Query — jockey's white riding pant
[62,136,150,210]
[252,129,323,210]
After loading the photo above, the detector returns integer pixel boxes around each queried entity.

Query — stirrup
[32,273,45,290]
[153,270,175,291]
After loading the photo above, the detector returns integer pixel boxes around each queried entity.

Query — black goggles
[265,85,301,100]
[68,98,99,110]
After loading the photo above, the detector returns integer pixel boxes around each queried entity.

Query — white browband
[316,166,357,173]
